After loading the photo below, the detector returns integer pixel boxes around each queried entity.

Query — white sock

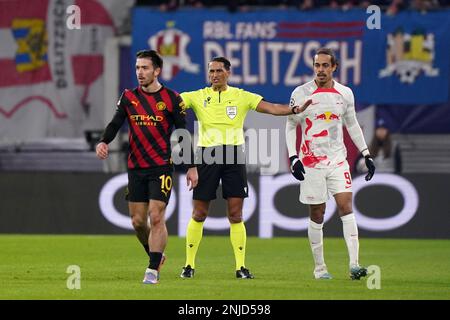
[341,213,359,268]
[308,219,325,269]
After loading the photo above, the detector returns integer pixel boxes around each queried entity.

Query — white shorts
[299,161,352,204]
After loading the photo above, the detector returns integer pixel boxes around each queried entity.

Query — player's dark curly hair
[136,50,163,70]
[314,47,339,71]
[210,56,231,71]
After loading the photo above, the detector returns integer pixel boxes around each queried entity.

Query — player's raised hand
[364,156,375,181]
[292,99,313,114]
[96,142,109,160]
[289,155,305,181]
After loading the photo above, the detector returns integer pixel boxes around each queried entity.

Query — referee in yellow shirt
[180,57,311,279]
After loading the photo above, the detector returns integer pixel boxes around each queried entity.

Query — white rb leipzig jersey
[287,80,366,169]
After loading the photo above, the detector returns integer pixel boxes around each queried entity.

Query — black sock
[143,244,150,256]
[149,252,163,270]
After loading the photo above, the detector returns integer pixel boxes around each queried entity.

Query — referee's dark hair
[314,47,339,70]
[210,56,231,71]
[136,49,163,70]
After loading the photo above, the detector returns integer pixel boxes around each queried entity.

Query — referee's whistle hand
[187,167,198,191]
[96,142,109,160]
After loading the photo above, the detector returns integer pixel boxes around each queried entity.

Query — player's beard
[316,74,330,88]
[141,77,155,89]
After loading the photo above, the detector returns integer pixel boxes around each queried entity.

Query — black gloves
[289,155,305,181]
[364,155,376,181]
[289,154,374,182]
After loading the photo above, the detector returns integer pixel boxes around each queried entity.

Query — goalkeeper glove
[289,155,305,181]
[364,155,376,181]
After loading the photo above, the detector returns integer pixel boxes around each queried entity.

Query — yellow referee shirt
[181,86,263,147]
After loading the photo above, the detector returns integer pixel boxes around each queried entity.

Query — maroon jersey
[100,86,188,169]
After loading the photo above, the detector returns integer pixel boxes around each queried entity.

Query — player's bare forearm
[256,99,312,115]
[272,103,293,115]
[256,100,291,115]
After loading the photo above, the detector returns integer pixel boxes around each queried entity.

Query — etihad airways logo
[130,114,164,126]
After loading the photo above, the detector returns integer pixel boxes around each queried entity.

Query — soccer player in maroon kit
[96,50,198,284]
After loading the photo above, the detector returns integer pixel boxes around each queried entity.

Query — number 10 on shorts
[159,174,172,197]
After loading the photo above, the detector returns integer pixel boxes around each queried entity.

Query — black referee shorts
[126,165,173,204]
[193,145,248,201]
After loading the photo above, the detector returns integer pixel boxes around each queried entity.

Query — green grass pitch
[0,235,449,300]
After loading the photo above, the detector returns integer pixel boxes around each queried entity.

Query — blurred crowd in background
[137,0,449,14]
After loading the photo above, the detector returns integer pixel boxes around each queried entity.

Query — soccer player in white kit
[285,48,376,280]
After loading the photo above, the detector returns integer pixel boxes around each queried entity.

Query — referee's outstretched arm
[256,98,312,115]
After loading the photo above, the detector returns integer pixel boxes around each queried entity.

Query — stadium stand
[393,134,450,173]
[0,138,103,172]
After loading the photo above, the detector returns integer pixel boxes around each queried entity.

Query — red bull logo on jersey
[315,111,340,123]
[148,21,200,81]
[379,28,439,83]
